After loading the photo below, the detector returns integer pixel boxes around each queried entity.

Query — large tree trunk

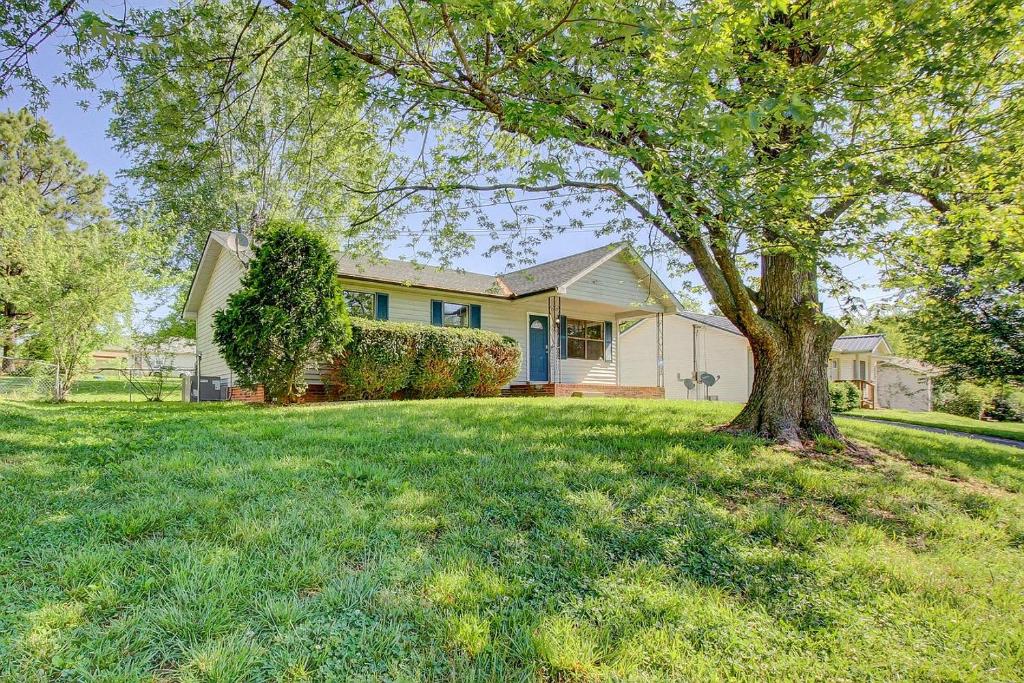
[726,314,843,446]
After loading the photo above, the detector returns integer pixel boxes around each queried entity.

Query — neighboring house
[618,312,754,402]
[89,346,131,370]
[132,338,197,371]
[182,231,683,399]
[621,317,940,411]
[828,334,894,408]
[90,340,196,373]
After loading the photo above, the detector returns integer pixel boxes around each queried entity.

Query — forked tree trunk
[727,318,843,445]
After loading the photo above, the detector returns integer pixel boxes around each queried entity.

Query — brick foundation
[229,386,264,402]
[503,383,664,399]
[231,382,663,402]
[228,383,328,403]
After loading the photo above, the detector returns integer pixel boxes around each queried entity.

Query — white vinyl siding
[702,330,755,402]
[876,364,933,412]
[828,353,877,382]
[193,250,671,391]
[618,315,753,402]
[195,249,245,381]
[564,257,665,312]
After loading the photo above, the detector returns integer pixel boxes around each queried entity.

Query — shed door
[528,315,549,382]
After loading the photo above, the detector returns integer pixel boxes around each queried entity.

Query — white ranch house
[183,232,682,399]
[183,232,940,410]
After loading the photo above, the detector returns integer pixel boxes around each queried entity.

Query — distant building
[132,338,197,371]
[89,346,132,370]
[89,339,196,372]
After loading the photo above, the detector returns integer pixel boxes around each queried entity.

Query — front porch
[851,379,876,409]
[512,293,670,399]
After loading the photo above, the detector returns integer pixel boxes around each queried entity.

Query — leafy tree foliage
[4,1,1022,441]
[213,221,350,403]
[0,108,110,361]
[15,224,141,400]
[240,0,1018,443]
[888,219,1023,383]
[842,309,912,358]
[0,1,80,107]
[100,0,382,272]
[5,2,383,330]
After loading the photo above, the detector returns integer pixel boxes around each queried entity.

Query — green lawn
[1,398,1022,681]
[70,377,183,403]
[849,407,1024,442]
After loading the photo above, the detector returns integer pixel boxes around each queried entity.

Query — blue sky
[1,20,888,319]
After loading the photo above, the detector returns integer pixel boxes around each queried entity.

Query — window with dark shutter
[343,290,376,319]
[432,300,474,327]
[564,318,607,360]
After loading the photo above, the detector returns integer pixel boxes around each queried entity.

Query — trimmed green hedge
[829,381,861,412]
[324,319,522,400]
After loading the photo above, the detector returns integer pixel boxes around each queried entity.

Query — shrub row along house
[184,231,940,409]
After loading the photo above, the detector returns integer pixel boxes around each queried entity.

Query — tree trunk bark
[2,300,15,372]
[726,318,843,445]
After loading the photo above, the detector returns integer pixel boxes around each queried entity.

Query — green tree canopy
[5,2,385,329]
[5,0,1022,442]
[16,224,142,400]
[887,214,1023,383]
[213,221,351,403]
[842,308,912,358]
[258,0,1024,442]
[0,108,111,360]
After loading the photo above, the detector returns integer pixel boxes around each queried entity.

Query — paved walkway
[842,415,1024,450]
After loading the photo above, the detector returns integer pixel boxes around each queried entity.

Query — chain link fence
[1,358,189,402]
[0,357,59,401]
[114,367,189,402]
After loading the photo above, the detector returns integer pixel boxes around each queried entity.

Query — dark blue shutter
[604,321,613,360]
[469,304,481,329]
[430,300,443,326]
[375,293,389,320]
[559,315,567,359]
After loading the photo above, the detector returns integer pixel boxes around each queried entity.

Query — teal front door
[528,315,549,382]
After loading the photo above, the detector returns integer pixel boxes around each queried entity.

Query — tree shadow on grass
[2,398,1021,680]
[838,415,1024,493]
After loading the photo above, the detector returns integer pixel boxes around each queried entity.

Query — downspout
[692,326,700,400]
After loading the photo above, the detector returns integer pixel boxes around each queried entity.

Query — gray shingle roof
[832,334,886,353]
[498,244,623,296]
[194,233,672,306]
[678,311,741,335]
[336,243,625,299]
[335,255,509,297]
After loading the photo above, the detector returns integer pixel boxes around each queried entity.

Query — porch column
[656,312,665,388]
[547,295,561,384]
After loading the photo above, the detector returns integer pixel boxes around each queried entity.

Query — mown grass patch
[849,407,1024,442]
[1,398,1022,680]
[69,377,183,403]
